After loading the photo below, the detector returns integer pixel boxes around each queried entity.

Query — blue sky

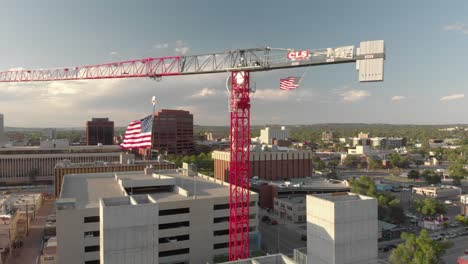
[1,0,468,127]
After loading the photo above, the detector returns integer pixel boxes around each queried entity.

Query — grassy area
[384,175,417,183]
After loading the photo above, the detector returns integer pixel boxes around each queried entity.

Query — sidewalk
[7,199,55,264]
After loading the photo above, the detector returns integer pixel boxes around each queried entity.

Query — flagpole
[150,96,157,160]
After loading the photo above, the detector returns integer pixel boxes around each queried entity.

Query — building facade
[307,192,378,264]
[412,185,462,198]
[0,145,121,184]
[274,196,307,223]
[260,127,290,145]
[152,109,194,155]
[212,149,313,182]
[54,153,176,197]
[56,169,258,264]
[86,118,114,146]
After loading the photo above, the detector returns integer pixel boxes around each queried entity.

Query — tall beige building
[56,169,259,264]
[307,193,378,264]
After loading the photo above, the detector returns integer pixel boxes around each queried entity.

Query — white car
[444,200,453,205]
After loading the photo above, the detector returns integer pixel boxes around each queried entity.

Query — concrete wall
[100,197,159,264]
[307,194,378,264]
[57,207,100,264]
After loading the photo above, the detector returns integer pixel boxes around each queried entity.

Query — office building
[0,144,121,184]
[152,109,194,155]
[307,192,378,264]
[386,138,404,149]
[412,185,462,198]
[212,148,313,182]
[54,153,176,197]
[274,196,307,223]
[358,132,371,139]
[56,169,258,264]
[260,126,290,145]
[86,118,114,146]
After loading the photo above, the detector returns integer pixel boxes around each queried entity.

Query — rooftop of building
[58,169,249,209]
[275,196,305,204]
[413,185,461,191]
[55,159,173,169]
[220,254,295,264]
[0,144,121,154]
[252,177,349,190]
[310,192,374,203]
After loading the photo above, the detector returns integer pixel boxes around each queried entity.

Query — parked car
[271,220,278,225]
[444,200,453,205]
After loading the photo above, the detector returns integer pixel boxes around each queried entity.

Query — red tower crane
[0,40,385,261]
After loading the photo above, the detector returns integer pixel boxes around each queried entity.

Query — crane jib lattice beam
[0,41,385,82]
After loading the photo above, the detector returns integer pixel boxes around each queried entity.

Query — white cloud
[251,89,291,101]
[174,40,190,55]
[440,94,464,101]
[391,96,406,101]
[444,23,468,35]
[191,87,217,98]
[339,89,370,102]
[109,51,118,55]
[152,43,169,49]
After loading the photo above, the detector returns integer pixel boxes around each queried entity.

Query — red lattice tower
[228,71,251,260]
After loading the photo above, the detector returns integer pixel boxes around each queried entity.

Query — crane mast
[0,40,385,261]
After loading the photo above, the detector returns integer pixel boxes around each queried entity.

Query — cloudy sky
[1,0,468,127]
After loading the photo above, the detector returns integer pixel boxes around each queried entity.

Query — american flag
[280,76,300,91]
[120,115,153,149]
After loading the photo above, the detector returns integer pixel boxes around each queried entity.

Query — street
[6,199,55,264]
[441,235,468,264]
[258,221,306,255]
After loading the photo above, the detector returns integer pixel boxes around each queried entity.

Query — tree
[367,156,382,170]
[421,170,441,184]
[407,170,420,181]
[415,198,446,218]
[313,157,326,171]
[389,229,451,264]
[388,153,411,169]
[455,215,468,226]
[327,159,339,170]
[343,155,359,169]
[350,176,405,223]
[448,159,467,177]
[414,160,424,168]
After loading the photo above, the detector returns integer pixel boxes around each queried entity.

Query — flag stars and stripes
[120,115,153,149]
[280,76,300,91]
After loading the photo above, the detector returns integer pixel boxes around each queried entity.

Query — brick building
[86,118,114,145]
[212,149,313,182]
[152,109,194,155]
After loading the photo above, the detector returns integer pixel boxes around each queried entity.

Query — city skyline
[1,0,468,127]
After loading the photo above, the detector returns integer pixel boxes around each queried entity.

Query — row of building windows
[213,214,256,223]
[159,208,189,216]
[213,202,256,210]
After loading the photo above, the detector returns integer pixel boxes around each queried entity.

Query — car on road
[271,220,278,225]
[261,215,271,223]
[444,200,453,205]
